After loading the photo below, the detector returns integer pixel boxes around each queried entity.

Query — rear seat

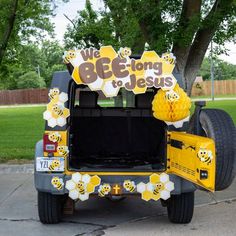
[71,91,165,160]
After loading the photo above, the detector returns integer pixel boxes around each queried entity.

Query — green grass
[0,106,45,162]
[191,94,236,99]
[0,99,235,162]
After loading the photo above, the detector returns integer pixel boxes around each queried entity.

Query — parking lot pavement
[0,165,236,236]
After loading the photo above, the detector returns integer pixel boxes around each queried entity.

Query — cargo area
[69,89,167,171]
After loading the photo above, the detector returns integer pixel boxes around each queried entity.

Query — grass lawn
[0,106,45,162]
[0,99,235,162]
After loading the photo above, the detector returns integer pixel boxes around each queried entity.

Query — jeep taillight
[43,134,58,152]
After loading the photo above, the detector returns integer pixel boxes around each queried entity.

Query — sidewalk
[0,164,236,236]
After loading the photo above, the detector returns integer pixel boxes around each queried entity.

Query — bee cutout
[57,146,69,157]
[118,47,131,59]
[63,50,76,64]
[77,180,86,195]
[49,160,60,171]
[197,148,213,165]
[153,183,163,195]
[48,88,60,100]
[98,184,111,197]
[165,90,180,102]
[52,103,64,116]
[161,52,176,65]
[51,177,64,190]
[123,180,136,192]
[48,132,62,143]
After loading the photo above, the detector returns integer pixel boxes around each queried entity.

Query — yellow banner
[63,46,177,97]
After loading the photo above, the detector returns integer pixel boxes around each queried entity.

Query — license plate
[36,157,65,172]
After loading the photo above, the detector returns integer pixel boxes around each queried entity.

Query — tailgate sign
[167,132,215,191]
[36,157,64,172]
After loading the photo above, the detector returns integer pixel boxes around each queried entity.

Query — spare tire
[198,109,236,191]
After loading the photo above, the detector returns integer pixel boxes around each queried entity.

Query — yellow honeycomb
[142,190,153,201]
[90,175,101,186]
[150,173,160,184]
[86,182,95,193]
[152,83,191,122]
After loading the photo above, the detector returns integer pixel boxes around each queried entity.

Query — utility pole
[210,41,214,101]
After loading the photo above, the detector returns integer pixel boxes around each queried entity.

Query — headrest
[135,92,154,109]
[79,91,98,108]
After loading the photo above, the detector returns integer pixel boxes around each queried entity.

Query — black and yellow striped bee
[52,104,64,116]
[118,47,131,59]
[77,180,86,194]
[165,90,180,102]
[57,146,69,157]
[48,88,60,100]
[98,184,111,197]
[153,183,163,195]
[48,132,62,143]
[63,50,76,64]
[49,160,60,171]
[123,180,136,192]
[161,52,176,65]
[51,177,64,190]
[197,148,213,165]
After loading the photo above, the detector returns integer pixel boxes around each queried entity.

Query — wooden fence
[0,80,235,105]
[191,80,236,96]
[0,88,48,105]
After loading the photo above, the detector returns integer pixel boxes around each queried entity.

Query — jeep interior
[69,82,167,172]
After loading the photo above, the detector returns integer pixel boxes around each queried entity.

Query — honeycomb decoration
[136,173,174,201]
[152,84,191,128]
[65,172,101,201]
[43,88,70,128]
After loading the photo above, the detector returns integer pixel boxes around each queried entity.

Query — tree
[199,57,236,80]
[65,0,236,95]
[17,71,46,89]
[0,0,55,66]
[0,40,65,89]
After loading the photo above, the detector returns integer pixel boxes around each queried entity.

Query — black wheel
[199,109,236,191]
[167,192,194,224]
[38,191,64,224]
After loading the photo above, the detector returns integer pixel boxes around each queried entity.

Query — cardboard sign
[63,46,177,97]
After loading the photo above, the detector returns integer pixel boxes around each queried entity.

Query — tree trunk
[0,0,18,65]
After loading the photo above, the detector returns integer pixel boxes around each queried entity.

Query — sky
[51,0,236,64]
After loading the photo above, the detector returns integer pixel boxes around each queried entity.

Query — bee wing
[208,151,213,159]
[59,178,64,186]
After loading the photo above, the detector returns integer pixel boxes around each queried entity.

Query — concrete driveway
[0,164,236,236]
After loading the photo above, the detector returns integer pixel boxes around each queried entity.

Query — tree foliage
[17,71,46,89]
[64,0,236,95]
[0,1,66,90]
[200,57,236,81]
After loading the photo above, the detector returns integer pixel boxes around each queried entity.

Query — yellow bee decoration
[57,146,69,157]
[51,177,64,190]
[123,180,136,192]
[49,160,60,171]
[197,148,213,165]
[165,90,180,102]
[48,88,60,100]
[98,184,111,197]
[118,47,131,59]
[161,52,176,65]
[48,132,62,143]
[63,50,76,64]
[153,183,163,195]
[77,180,86,195]
[52,103,64,116]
